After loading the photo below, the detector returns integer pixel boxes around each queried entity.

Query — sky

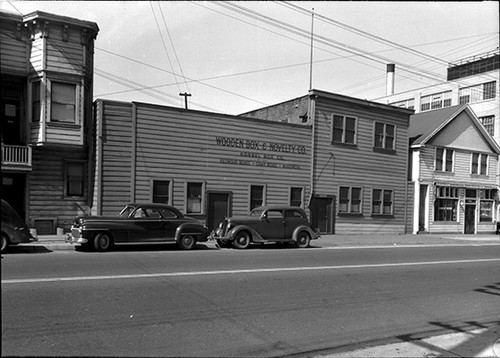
[2,1,499,115]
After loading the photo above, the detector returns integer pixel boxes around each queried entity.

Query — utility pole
[179,92,191,109]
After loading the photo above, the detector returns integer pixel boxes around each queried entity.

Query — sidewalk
[25,232,500,251]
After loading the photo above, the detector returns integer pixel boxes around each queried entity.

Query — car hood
[225,215,259,224]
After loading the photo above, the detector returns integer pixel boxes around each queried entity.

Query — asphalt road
[2,245,500,357]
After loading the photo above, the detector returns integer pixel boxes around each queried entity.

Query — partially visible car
[67,203,210,251]
[210,205,320,249]
[1,199,38,253]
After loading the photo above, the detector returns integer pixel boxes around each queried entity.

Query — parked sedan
[210,205,320,249]
[1,199,37,253]
[68,203,209,251]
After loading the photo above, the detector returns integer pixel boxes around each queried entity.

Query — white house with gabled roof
[410,104,500,234]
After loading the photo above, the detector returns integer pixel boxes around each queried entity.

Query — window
[66,162,84,197]
[374,122,395,150]
[32,81,41,122]
[483,81,496,100]
[434,186,459,222]
[480,115,495,137]
[435,148,454,172]
[421,91,452,111]
[372,189,393,215]
[290,187,303,207]
[51,82,76,123]
[471,153,488,175]
[250,185,265,210]
[390,98,414,110]
[332,115,356,144]
[459,81,496,104]
[339,186,362,214]
[152,180,170,204]
[186,182,203,214]
[479,189,496,222]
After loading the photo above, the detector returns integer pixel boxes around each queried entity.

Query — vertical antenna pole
[309,8,315,91]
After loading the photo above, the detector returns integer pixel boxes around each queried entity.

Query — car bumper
[65,227,88,245]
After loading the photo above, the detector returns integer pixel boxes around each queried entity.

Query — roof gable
[410,105,500,154]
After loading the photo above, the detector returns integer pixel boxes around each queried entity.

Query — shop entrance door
[207,192,232,232]
[464,204,476,234]
[309,196,334,234]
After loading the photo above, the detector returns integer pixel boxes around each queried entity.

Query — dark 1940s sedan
[67,203,209,251]
[1,199,38,253]
[210,205,320,249]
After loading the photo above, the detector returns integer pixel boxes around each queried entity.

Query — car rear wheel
[233,231,250,249]
[178,235,195,250]
[295,232,310,248]
[94,232,113,252]
[1,234,9,253]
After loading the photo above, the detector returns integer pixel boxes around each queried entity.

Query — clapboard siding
[46,37,84,74]
[0,26,28,73]
[30,37,44,72]
[313,97,410,234]
[29,147,90,232]
[98,101,134,215]
[96,100,311,218]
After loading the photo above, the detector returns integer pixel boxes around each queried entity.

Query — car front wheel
[94,232,113,252]
[295,232,310,248]
[178,235,195,250]
[1,234,8,253]
[233,231,250,249]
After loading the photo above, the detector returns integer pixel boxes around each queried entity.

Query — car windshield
[119,205,136,217]
[250,208,264,217]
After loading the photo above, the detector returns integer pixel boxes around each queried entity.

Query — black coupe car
[67,203,209,251]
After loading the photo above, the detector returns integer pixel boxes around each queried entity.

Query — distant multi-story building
[1,10,99,234]
[377,50,499,144]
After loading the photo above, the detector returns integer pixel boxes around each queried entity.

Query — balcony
[1,144,32,172]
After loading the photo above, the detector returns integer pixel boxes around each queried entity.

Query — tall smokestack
[386,63,395,96]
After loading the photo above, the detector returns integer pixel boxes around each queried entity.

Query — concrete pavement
[5,232,500,357]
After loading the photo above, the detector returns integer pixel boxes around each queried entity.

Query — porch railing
[1,144,32,169]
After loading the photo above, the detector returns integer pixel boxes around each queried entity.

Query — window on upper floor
[480,115,495,137]
[332,115,357,145]
[471,153,488,175]
[459,81,497,104]
[374,122,395,150]
[339,186,362,214]
[420,91,452,112]
[435,148,454,172]
[32,81,41,122]
[51,81,77,123]
[389,98,414,110]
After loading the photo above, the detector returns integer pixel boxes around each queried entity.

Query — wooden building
[1,10,98,234]
[93,100,312,232]
[410,105,500,234]
[245,91,414,234]
[94,90,413,235]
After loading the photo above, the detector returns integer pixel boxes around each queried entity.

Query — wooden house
[410,105,500,234]
[245,90,414,234]
[1,10,98,234]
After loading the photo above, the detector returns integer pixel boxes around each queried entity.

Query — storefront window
[434,186,458,221]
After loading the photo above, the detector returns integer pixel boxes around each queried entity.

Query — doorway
[464,204,475,234]
[309,196,334,234]
[206,192,232,231]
